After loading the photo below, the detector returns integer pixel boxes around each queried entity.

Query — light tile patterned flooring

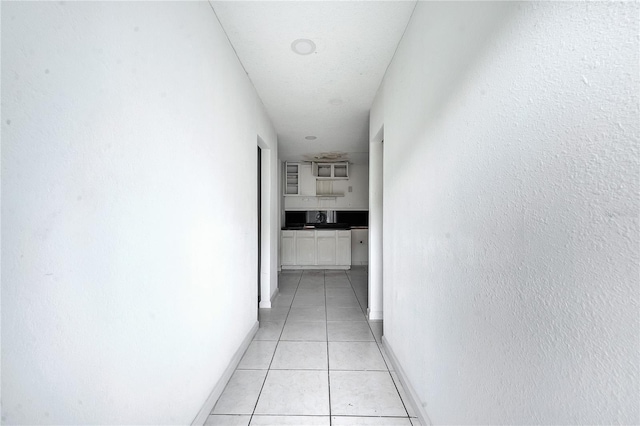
[206,268,421,426]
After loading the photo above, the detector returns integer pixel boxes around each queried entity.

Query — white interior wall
[368,84,384,322]
[1,2,276,424]
[373,2,639,424]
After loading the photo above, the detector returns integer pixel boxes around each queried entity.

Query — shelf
[284,161,300,195]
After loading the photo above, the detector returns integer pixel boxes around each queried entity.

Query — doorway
[257,145,262,307]
[368,128,384,321]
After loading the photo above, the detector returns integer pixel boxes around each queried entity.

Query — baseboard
[191,321,259,426]
[281,265,350,270]
[367,308,383,321]
[381,336,433,426]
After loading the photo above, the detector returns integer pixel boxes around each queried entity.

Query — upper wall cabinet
[312,162,349,180]
[285,162,300,195]
[284,163,316,196]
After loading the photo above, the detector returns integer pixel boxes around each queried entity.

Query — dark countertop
[282,223,352,230]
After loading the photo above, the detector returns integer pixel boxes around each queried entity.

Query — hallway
[206,269,419,425]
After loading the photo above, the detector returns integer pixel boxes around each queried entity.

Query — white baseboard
[367,308,383,321]
[259,286,280,309]
[381,336,433,426]
[281,265,350,270]
[191,321,259,426]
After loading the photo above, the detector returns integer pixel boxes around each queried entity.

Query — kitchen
[280,158,369,270]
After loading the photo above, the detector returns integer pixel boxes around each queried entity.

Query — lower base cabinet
[296,231,316,265]
[281,230,351,269]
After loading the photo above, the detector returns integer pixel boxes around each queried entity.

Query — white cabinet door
[316,231,337,265]
[337,231,352,266]
[299,164,316,196]
[296,231,316,265]
[281,231,295,266]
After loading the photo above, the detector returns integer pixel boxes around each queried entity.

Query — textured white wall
[1,2,276,424]
[374,2,639,424]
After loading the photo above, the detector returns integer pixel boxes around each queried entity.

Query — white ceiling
[211,1,416,164]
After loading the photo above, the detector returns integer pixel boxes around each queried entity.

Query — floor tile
[278,278,300,288]
[327,321,374,341]
[211,370,267,415]
[258,307,289,322]
[293,295,326,307]
[278,284,298,296]
[369,321,383,343]
[237,341,278,370]
[272,294,294,307]
[254,321,284,341]
[281,321,327,341]
[324,280,351,288]
[296,288,325,297]
[329,342,387,371]
[391,372,417,417]
[329,371,406,416]
[326,296,361,308]
[325,288,354,296]
[326,307,366,321]
[332,417,412,425]
[205,415,251,425]
[250,415,330,425]
[410,417,425,426]
[287,306,326,322]
[298,278,325,287]
[271,341,328,370]
[254,370,330,415]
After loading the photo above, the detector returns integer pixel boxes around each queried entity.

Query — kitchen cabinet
[312,162,349,180]
[281,231,295,265]
[316,231,337,265]
[295,231,316,265]
[281,230,351,269]
[337,230,352,266]
[284,163,315,197]
[285,162,299,195]
[350,228,368,265]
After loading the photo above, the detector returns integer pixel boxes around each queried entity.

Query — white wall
[1,2,276,424]
[284,163,369,211]
[372,2,639,424]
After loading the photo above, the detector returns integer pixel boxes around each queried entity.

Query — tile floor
[206,268,421,426]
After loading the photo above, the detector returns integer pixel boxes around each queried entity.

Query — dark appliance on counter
[306,210,336,224]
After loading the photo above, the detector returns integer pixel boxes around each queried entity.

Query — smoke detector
[291,39,316,55]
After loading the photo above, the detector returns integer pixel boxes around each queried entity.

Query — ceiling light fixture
[291,39,316,55]
[305,136,318,140]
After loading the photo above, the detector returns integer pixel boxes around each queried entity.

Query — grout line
[249,270,302,424]
[324,270,332,426]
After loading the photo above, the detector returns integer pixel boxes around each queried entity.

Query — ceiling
[211,1,416,164]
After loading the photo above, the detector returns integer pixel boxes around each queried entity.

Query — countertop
[281,224,368,231]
